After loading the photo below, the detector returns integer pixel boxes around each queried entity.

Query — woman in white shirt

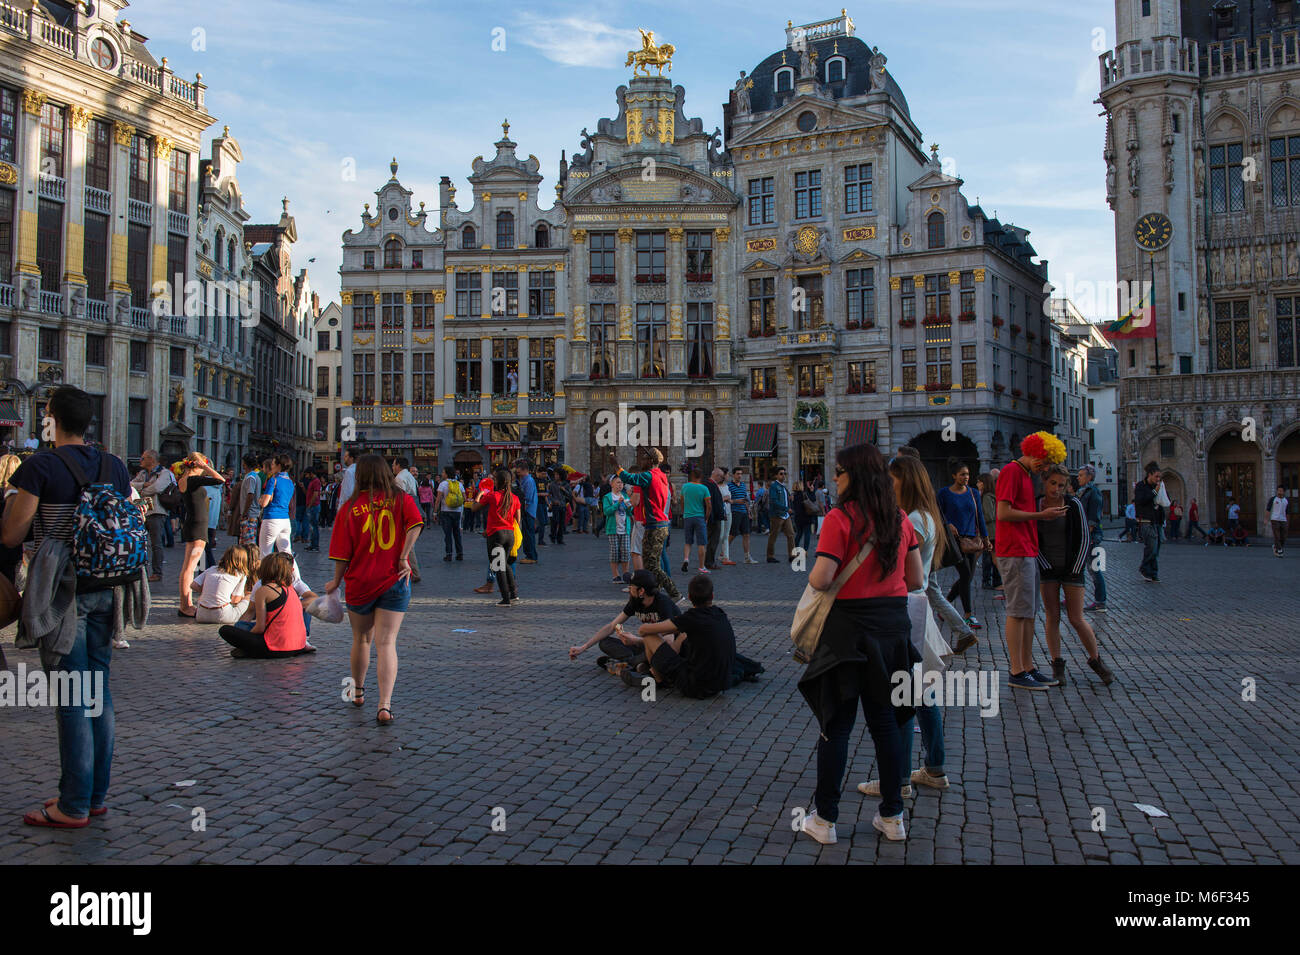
[191,546,252,624]
[859,455,954,796]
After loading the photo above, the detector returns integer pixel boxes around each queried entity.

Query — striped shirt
[9,446,133,552]
[727,481,750,515]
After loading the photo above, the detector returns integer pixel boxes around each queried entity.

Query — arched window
[384,238,402,269]
[825,57,846,83]
[496,211,515,250]
[535,224,549,249]
[227,238,236,270]
[774,67,794,92]
[215,227,224,261]
[461,225,476,250]
[927,211,946,249]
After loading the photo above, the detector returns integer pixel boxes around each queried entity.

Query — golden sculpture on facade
[626,29,674,76]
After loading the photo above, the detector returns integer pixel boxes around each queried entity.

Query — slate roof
[742,34,911,120]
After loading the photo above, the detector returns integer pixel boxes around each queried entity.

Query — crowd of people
[0,387,1278,845]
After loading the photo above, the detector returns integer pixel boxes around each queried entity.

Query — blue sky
[129,0,1117,320]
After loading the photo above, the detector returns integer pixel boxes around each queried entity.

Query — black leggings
[945,551,976,615]
[218,625,314,658]
[486,529,517,601]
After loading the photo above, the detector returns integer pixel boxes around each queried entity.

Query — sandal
[376,707,394,726]
[45,797,107,818]
[351,685,366,707]
[24,807,89,829]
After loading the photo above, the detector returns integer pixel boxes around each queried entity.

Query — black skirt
[798,596,919,736]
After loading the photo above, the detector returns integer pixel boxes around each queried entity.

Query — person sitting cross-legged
[621,573,737,699]
[1206,523,1227,547]
[567,568,678,679]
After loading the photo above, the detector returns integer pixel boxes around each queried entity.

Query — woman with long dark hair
[798,443,925,846]
[466,466,521,606]
[325,453,423,726]
[936,457,987,630]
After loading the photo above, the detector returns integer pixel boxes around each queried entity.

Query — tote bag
[790,539,874,664]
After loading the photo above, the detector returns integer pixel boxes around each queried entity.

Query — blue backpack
[54,447,150,588]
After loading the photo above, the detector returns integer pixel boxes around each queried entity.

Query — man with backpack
[3,386,147,829]
[436,464,465,561]
[131,448,177,582]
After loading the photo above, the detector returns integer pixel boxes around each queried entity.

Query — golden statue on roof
[626,28,674,76]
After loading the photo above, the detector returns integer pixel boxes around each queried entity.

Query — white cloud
[514,14,643,68]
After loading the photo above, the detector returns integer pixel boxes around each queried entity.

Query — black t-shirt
[8,446,133,551]
[670,604,737,696]
[705,480,724,526]
[183,474,223,529]
[622,591,679,626]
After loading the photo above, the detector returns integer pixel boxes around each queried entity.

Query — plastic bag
[306,590,345,624]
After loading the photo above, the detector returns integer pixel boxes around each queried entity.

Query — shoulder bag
[790,538,875,664]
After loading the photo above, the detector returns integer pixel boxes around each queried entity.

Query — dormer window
[774,67,794,92]
[825,56,846,84]
[384,238,401,269]
[535,224,550,248]
[1278,0,1295,26]
[461,225,476,250]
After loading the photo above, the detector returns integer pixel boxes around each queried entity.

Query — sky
[127,0,1119,321]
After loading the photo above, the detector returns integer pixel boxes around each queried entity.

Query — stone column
[714,227,732,376]
[616,227,635,378]
[14,91,44,296]
[668,227,685,376]
[64,106,92,312]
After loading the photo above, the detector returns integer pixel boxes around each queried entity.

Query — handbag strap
[825,537,875,598]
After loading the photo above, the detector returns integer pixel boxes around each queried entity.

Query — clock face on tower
[1134,212,1173,252]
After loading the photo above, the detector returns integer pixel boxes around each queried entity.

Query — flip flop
[24,807,89,829]
[45,798,106,818]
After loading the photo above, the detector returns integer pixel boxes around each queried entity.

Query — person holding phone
[995,432,1068,691]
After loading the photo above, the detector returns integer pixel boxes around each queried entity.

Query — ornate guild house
[560,32,740,477]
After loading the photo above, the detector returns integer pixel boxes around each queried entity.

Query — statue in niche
[1273,242,1284,279]
[1241,248,1253,283]
[798,46,817,79]
[1289,241,1299,277]
[1256,242,1269,281]
[1198,300,1209,340]
[1224,246,1237,284]
[169,384,185,422]
[1195,152,1205,193]
[1128,153,1140,193]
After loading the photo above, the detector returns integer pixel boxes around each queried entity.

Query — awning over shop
[742,422,778,457]
[0,401,21,427]
[844,420,879,449]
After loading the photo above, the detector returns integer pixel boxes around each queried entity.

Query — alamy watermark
[593,403,705,458]
[890,664,1000,717]
[0,663,104,717]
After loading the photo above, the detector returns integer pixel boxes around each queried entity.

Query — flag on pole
[1103,281,1156,340]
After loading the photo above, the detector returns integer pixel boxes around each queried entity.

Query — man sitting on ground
[625,573,737,699]
[1206,523,1227,546]
[1229,524,1250,547]
[567,569,679,682]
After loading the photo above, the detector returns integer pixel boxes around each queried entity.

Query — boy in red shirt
[995,432,1067,691]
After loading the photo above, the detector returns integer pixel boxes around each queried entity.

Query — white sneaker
[872,812,907,841]
[744,556,758,564]
[857,779,914,798]
[910,768,949,790]
[112,638,130,649]
[800,811,837,845]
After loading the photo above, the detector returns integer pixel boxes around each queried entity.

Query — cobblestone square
[2,528,1295,865]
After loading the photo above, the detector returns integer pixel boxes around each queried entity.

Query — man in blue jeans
[1134,462,1165,582]
[514,459,539,563]
[3,386,134,828]
[1077,465,1108,612]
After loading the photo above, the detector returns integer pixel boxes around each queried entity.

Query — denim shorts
[684,516,707,546]
[346,577,411,615]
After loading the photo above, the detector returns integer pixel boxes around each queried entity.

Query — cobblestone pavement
[1,525,1297,865]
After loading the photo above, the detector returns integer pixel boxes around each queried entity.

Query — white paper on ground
[452,628,477,633]
[174,780,197,787]
[1133,803,1168,817]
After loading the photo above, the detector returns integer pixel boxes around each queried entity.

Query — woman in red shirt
[325,454,423,725]
[797,443,925,847]
[466,466,521,606]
